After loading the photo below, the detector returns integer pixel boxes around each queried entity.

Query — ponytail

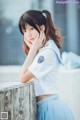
[42,10,63,49]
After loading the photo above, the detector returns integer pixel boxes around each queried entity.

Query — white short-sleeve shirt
[28,39,62,97]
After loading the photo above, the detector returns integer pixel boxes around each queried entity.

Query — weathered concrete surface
[0,81,37,120]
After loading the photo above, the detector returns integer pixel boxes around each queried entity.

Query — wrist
[30,43,39,51]
[28,45,38,57]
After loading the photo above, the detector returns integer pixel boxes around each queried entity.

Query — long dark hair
[19,10,63,55]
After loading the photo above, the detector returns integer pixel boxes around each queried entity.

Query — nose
[27,30,32,37]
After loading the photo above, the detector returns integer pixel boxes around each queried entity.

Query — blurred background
[0,0,80,65]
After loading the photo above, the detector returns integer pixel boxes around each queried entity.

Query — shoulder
[38,47,55,55]
[36,47,57,63]
[37,39,62,64]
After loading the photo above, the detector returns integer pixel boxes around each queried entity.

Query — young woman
[18,10,74,120]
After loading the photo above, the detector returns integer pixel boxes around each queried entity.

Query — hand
[32,31,46,50]
[23,36,32,49]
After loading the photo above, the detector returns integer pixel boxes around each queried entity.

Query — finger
[40,31,43,37]
[36,34,39,40]
[23,36,32,47]
[41,32,45,41]
[42,39,45,44]
[39,31,43,40]
[40,32,46,45]
[26,41,32,48]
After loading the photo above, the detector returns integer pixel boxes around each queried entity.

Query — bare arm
[19,45,38,82]
[19,31,45,83]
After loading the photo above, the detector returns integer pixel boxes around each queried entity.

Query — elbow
[20,79,25,83]
[19,76,26,83]
[20,78,25,83]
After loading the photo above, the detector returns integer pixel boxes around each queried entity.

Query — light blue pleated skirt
[37,95,75,120]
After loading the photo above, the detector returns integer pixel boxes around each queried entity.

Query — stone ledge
[0,81,37,120]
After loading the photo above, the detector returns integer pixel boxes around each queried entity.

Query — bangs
[19,14,40,34]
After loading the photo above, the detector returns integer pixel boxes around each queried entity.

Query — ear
[40,25,45,32]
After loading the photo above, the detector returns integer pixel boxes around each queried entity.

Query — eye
[22,29,25,33]
[30,27,34,30]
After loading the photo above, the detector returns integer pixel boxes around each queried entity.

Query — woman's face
[23,24,39,45]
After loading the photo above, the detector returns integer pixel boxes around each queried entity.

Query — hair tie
[42,12,46,18]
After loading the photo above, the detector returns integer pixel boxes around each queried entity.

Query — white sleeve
[28,49,58,79]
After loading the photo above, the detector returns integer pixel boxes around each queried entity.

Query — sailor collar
[39,39,62,64]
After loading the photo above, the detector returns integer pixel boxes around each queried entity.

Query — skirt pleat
[37,95,74,120]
